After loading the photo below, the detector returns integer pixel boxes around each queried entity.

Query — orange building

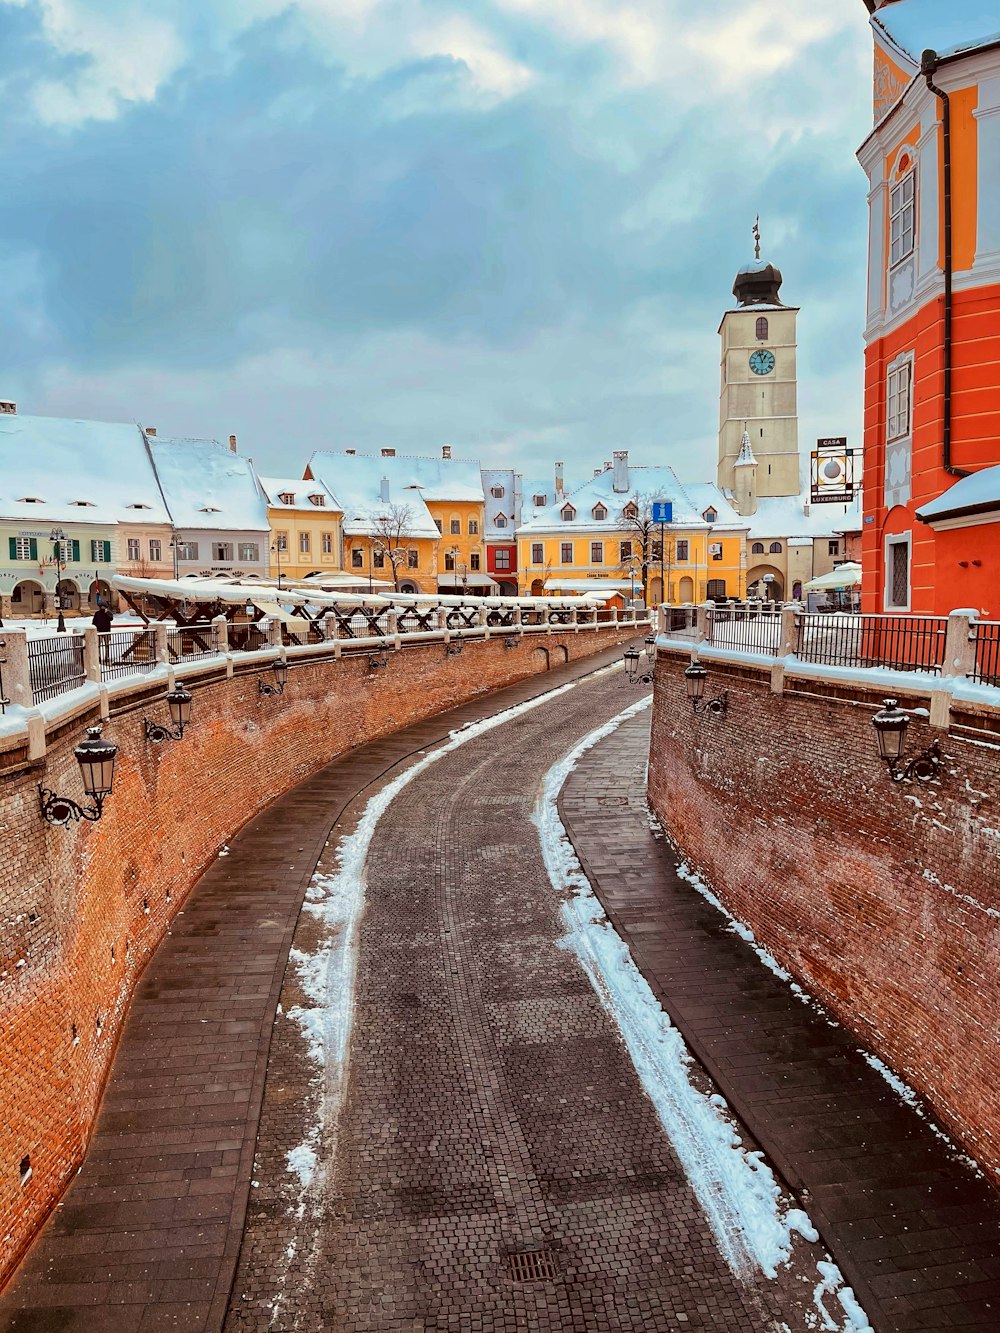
[858,2,1000,616]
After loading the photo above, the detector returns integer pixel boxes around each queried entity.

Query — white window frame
[127,538,141,561]
[299,531,310,555]
[531,543,543,565]
[889,168,916,268]
[14,536,33,560]
[149,539,162,562]
[239,541,260,562]
[886,357,912,442]
[884,531,912,611]
[590,541,604,564]
[560,541,573,565]
[321,531,333,554]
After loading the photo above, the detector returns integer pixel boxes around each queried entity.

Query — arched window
[755,316,768,340]
[751,542,765,554]
[769,541,782,554]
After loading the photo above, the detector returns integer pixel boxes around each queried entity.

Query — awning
[803,562,862,592]
[544,578,630,594]
[437,573,500,590]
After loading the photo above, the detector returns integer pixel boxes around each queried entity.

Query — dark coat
[92,606,113,633]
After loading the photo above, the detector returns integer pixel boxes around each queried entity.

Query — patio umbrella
[803,562,862,592]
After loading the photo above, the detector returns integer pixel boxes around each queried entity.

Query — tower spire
[753,214,761,261]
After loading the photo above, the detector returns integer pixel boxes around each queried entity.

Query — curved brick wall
[0,627,629,1288]
[647,651,1000,1181]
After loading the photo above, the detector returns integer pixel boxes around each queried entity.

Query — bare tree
[371,503,416,592]
[615,494,662,605]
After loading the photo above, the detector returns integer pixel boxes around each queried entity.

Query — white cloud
[410,16,534,98]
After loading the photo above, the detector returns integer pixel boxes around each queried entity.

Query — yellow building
[516,453,746,604]
[257,476,343,581]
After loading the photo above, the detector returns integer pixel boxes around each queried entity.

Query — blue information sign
[651,501,673,523]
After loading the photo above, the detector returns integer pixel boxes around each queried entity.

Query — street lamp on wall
[871,698,942,783]
[445,639,464,657]
[684,661,728,716]
[367,646,390,670]
[144,685,193,743]
[622,641,654,685]
[38,725,118,825]
[259,660,289,696]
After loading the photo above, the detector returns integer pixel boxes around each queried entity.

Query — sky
[1,0,890,485]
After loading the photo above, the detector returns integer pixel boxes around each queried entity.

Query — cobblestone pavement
[561,709,1000,1333]
[0,646,633,1333]
[224,675,810,1332]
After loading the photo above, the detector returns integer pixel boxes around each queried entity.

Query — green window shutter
[103,540,111,563]
[8,537,15,560]
[72,540,80,561]
[29,538,38,560]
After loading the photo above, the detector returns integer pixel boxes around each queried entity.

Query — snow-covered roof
[872,1,1000,64]
[149,437,270,532]
[738,456,863,541]
[517,465,745,534]
[480,467,521,535]
[916,465,1000,525]
[257,476,341,513]
[0,414,171,526]
[307,450,486,539]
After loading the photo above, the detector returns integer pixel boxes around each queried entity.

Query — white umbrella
[804,561,862,592]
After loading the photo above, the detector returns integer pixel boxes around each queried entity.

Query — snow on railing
[972,621,1000,688]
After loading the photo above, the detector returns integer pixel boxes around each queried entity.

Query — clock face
[749,349,775,376]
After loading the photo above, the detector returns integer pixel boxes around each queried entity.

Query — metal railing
[28,635,86,704]
[972,621,1000,687]
[663,606,697,635]
[707,602,783,656]
[796,613,947,673]
[98,629,158,682]
[166,623,218,661]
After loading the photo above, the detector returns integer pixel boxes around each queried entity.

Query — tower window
[890,170,915,267]
[755,316,768,340]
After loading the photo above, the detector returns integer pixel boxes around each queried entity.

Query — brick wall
[0,627,629,1287]
[647,652,1000,1181]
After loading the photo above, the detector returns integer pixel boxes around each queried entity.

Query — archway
[792,580,803,601]
[57,579,81,612]
[398,580,419,594]
[89,579,113,610]
[648,576,663,606]
[530,579,544,597]
[746,564,784,600]
[12,580,45,615]
[496,579,517,597]
[553,645,569,665]
[531,646,550,672]
[678,576,694,603]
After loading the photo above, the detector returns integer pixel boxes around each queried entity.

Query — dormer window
[17,496,44,504]
[491,484,505,499]
[308,493,326,506]
[561,503,576,521]
[495,514,507,529]
[592,503,608,521]
[622,501,638,520]
[703,507,718,523]
[199,505,221,513]
[278,492,295,505]
[532,494,546,507]
[126,503,151,510]
[69,500,96,507]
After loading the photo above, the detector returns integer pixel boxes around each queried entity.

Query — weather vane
[753,214,761,261]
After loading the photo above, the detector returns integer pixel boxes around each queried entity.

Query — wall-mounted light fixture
[503,632,522,650]
[684,661,728,716]
[39,725,118,824]
[259,661,289,696]
[144,685,193,743]
[445,639,464,657]
[871,698,942,783]
[622,638,655,685]
[367,646,390,671]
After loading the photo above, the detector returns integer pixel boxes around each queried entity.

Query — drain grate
[506,1249,559,1283]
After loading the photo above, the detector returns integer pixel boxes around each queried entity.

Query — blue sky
[1,0,884,482]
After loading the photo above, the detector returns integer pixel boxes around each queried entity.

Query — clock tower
[718,237,800,512]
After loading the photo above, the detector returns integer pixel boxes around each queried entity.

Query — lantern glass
[872,698,909,762]
[245,600,255,618]
[623,647,640,672]
[167,686,193,729]
[75,727,118,798]
[644,635,657,662]
[274,661,289,687]
[684,663,708,700]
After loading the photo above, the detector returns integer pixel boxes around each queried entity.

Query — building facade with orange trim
[858,1,1000,616]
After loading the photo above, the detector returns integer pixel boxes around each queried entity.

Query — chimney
[604,460,611,471]
[379,476,390,503]
[228,433,238,453]
[554,461,564,498]
[381,447,396,457]
[0,400,14,414]
[442,445,452,459]
[345,448,356,455]
[612,450,629,494]
[145,425,156,436]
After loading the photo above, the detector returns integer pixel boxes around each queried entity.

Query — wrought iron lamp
[871,698,941,783]
[367,646,391,671]
[622,646,653,685]
[144,685,193,743]
[259,660,289,695]
[684,661,728,716]
[503,631,522,649]
[445,638,464,657]
[39,725,118,824]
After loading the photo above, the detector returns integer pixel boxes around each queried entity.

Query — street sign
[810,439,858,504]
[651,501,673,523]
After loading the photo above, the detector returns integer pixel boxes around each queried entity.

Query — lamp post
[270,537,284,589]
[49,527,68,633]
[169,533,181,580]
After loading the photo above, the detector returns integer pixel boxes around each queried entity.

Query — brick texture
[0,627,629,1292]
[647,653,1000,1184]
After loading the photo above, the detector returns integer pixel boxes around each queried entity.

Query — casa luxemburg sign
[810,438,857,504]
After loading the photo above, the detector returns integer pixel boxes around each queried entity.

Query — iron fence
[166,623,218,661]
[972,621,1000,687]
[795,612,947,673]
[663,606,698,635]
[98,629,158,682]
[707,603,783,656]
[229,623,269,653]
[28,634,86,704]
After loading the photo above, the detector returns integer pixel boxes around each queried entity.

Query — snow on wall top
[149,437,270,532]
[257,476,341,513]
[0,414,171,526]
[916,463,1000,522]
[517,465,744,533]
[872,0,1000,63]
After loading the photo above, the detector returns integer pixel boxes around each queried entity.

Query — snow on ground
[534,701,874,1333]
